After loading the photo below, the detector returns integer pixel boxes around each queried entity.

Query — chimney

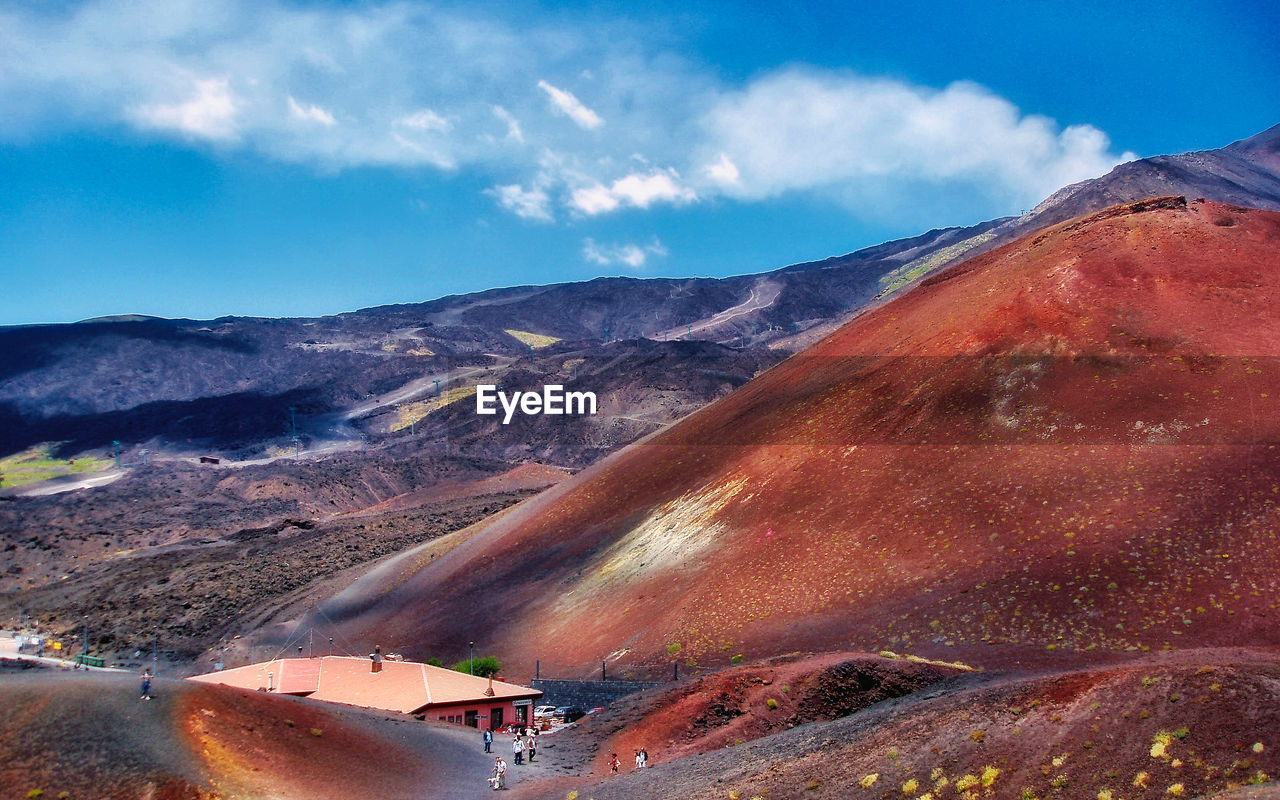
[371,645,383,673]
[484,676,495,697]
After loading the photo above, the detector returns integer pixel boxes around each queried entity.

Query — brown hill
[304,197,1280,675]
[536,647,1280,800]
[0,670,491,799]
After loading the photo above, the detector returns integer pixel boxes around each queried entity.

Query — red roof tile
[188,656,539,714]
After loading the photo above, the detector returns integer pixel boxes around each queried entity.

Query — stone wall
[530,678,663,709]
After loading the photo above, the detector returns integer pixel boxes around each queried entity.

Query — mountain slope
[302,197,1280,674]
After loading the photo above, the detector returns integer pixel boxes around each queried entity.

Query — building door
[489,707,503,730]
[465,710,478,728]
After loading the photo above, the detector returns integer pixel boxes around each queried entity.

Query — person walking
[526,730,537,762]
[483,728,493,753]
[639,748,648,768]
[139,668,152,700]
[609,753,620,774]
[489,756,507,790]
[512,734,524,765]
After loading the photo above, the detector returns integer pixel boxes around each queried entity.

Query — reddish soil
[351,462,570,515]
[550,652,964,775]
[0,670,494,799]
[305,199,1280,677]
[534,647,1280,800]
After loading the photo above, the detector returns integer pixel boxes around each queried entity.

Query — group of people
[486,726,539,790]
[607,748,648,773]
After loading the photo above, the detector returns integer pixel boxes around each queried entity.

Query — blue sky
[2,0,1277,325]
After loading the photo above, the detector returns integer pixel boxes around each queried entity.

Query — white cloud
[288,96,336,126]
[704,152,740,185]
[536,79,604,130]
[132,76,238,140]
[492,105,524,142]
[396,109,450,132]
[0,2,1133,226]
[489,183,553,222]
[583,238,668,269]
[570,169,697,215]
[698,70,1135,210]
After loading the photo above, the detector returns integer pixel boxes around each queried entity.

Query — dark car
[553,706,587,723]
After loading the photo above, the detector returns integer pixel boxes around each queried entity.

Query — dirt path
[654,278,782,340]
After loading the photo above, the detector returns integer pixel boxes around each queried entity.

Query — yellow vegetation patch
[0,444,111,488]
[505,329,561,349]
[407,346,435,356]
[859,774,878,789]
[390,386,478,432]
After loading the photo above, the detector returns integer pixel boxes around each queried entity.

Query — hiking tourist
[483,728,493,753]
[489,756,507,790]
[512,733,524,764]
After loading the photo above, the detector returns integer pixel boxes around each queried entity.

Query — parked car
[534,705,558,719]
[553,706,586,723]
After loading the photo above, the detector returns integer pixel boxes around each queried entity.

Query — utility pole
[469,641,475,675]
[82,616,88,659]
[309,629,314,658]
[112,441,121,469]
[288,406,297,438]
[433,379,441,396]
[329,638,334,657]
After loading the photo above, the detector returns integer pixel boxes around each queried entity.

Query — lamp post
[469,641,475,675]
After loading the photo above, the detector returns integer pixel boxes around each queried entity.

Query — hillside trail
[652,278,781,341]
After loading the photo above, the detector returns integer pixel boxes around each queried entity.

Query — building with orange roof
[188,655,542,730]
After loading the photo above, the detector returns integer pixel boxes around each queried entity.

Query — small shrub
[284,719,295,727]
[1167,783,1184,797]
[902,777,919,794]
[806,779,820,790]
[1134,771,1150,788]
[309,728,323,737]
[859,774,878,789]
[425,657,442,666]
[451,656,501,677]
[26,791,42,799]
[981,766,1000,787]
[766,698,779,710]
[567,792,579,800]
[970,729,986,743]
[667,643,682,655]
[956,775,979,791]
[730,654,744,664]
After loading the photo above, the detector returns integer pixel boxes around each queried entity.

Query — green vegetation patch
[505,329,562,349]
[391,386,479,432]
[0,444,111,489]
[878,230,999,295]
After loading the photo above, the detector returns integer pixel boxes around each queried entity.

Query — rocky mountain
[298,198,1280,677]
